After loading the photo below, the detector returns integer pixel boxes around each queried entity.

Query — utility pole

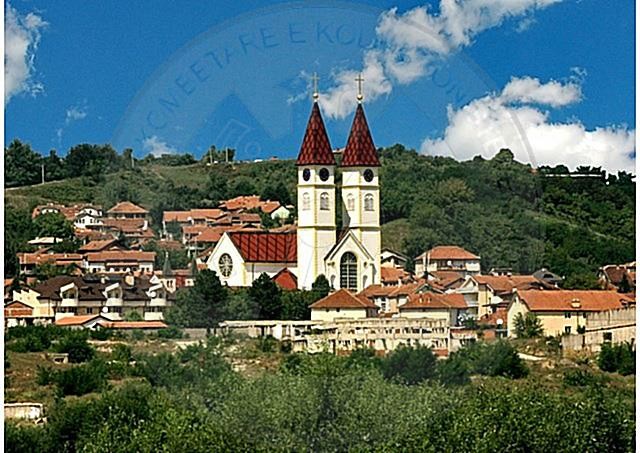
[41,163,45,184]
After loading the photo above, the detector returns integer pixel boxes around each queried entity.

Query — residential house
[380,266,414,286]
[598,263,636,292]
[309,289,378,322]
[84,250,156,274]
[32,203,103,229]
[106,201,149,219]
[359,281,422,314]
[219,195,291,220]
[380,248,408,269]
[78,238,121,253]
[100,218,155,242]
[507,290,635,337]
[415,246,481,277]
[18,252,84,276]
[399,292,470,326]
[206,231,297,287]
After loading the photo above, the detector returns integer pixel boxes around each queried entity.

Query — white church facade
[207,90,381,293]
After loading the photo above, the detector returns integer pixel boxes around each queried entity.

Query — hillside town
[5,97,635,356]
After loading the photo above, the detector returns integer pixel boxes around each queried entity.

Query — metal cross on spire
[311,72,319,102]
[355,72,364,103]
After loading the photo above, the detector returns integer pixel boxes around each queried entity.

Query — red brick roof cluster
[517,290,634,312]
[228,231,297,263]
[296,102,336,166]
[341,104,380,167]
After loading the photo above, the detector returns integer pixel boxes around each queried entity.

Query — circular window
[363,169,374,182]
[219,254,233,278]
[302,168,311,181]
[319,168,330,181]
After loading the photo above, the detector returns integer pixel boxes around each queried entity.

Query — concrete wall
[311,308,368,322]
[5,403,43,420]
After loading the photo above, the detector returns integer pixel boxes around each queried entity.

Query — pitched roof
[55,315,104,326]
[271,268,298,290]
[102,218,148,233]
[228,231,297,263]
[163,209,224,223]
[309,288,378,309]
[296,101,335,166]
[78,239,119,252]
[341,104,380,167]
[107,201,148,215]
[381,267,413,285]
[18,252,83,266]
[516,290,634,312]
[417,245,480,261]
[85,250,156,263]
[473,275,549,295]
[402,292,468,310]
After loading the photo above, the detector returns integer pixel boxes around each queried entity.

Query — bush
[54,360,108,396]
[257,336,278,353]
[598,342,635,375]
[455,341,528,379]
[156,326,183,339]
[55,332,95,363]
[437,352,471,386]
[111,344,132,363]
[36,365,55,386]
[513,312,543,338]
[563,369,604,387]
[89,328,113,341]
[381,345,437,385]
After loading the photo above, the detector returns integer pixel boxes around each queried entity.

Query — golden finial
[311,72,319,102]
[355,72,364,103]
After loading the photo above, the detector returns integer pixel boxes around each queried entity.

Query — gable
[324,230,374,263]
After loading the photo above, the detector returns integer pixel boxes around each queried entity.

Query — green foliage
[5,139,43,187]
[281,290,312,320]
[170,270,228,329]
[33,212,74,239]
[437,351,471,386]
[5,325,68,352]
[249,272,282,320]
[456,341,529,379]
[111,344,133,362]
[54,331,95,363]
[381,345,438,385]
[156,325,184,339]
[563,368,606,387]
[4,206,35,277]
[53,360,109,396]
[598,342,635,375]
[124,310,143,322]
[514,312,544,338]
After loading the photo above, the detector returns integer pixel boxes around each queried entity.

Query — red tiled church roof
[228,231,297,263]
[271,268,298,290]
[296,102,335,166]
[341,104,380,167]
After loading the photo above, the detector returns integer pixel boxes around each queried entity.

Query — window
[219,254,233,278]
[346,194,355,211]
[340,252,357,291]
[320,192,330,211]
[364,194,374,211]
[603,332,612,342]
[564,312,571,319]
[110,307,123,314]
[302,192,310,211]
[564,326,571,334]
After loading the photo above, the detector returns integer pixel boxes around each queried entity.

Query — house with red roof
[415,246,481,277]
[106,201,149,219]
[399,292,470,326]
[507,290,635,337]
[309,288,378,322]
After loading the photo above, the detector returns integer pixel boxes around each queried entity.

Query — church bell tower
[296,76,337,290]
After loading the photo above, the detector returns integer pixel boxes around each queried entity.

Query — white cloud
[143,136,178,156]
[319,0,562,118]
[65,105,88,123]
[5,3,47,105]
[420,76,635,173]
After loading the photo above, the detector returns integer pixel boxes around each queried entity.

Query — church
[207,81,381,293]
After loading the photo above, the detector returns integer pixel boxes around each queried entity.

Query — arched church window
[320,192,330,211]
[346,194,355,211]
[302,193,310,211]
[340,252,357,291]
[364,194,374,211]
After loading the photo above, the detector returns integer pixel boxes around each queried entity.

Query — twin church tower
[296,78,381,292]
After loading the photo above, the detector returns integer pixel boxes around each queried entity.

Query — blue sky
[4,0,635,171]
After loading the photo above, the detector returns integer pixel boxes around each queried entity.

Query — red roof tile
[310,289,378,309]
[517,290,634,312]
[417,246,479,261]
[401,292,468,310]
[271,268,298,290]
[107,201,148,214]
[78,239,119,252]
[85,251,156,263]
[381,267,413,285]
[296,102,336,166]
[341,104,380,167]
[228,231,297,263]
[474,275,550,294]
[55,315,103,326]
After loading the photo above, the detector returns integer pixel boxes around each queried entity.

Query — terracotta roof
[310,289,378,309]
[107,201,148,215]
[98,320,168,329]
[381,267,413,285]
[5,302,34,318]
[516,290,635,312]
[296,102,335,166]
[102,218,148,233]
[33,203,102,221]
[478,308,508,327]
[18,252,83,266]
[228,231,296,263]
[474,275,549,295]
[389,282,423,297]
[359,284,398,298]
[85,251,156,263]
[401,292,468,310]
[341,104,380,167]
[194,228,224,244]
[271,268,298,290]
[78,239,119,252]
[600,265,636,289]
[163,209,224,223]
[55,315,104,326]
[417,246,479,261]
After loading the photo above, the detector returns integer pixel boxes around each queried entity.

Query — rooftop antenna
[311,72,319,102]
[355,72,364,103]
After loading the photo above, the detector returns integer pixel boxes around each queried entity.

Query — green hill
[4,143,635,287]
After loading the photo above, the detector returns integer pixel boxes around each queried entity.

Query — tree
[311,275,331,300]
[33,212,74,240]
[513,312,543,338]
[381,345,437,385]
[65,144,120,181]
[4,207,35,277]
[171,270,228,330]
[249,273,282,320]
[4,139,43,187]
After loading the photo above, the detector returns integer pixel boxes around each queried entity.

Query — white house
[415,246,481,277]
[309,288,378,322]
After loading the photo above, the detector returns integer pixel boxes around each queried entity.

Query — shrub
[54,360,108,396]
[156,326,183,339]
[55,332,95,363]
[90,328,113,341]
[381,345,437,385]
[455,341,528,379]
[36,365,55,386]
[111,344,132,363]
[598,342,635,375]
[257,336,278,353]
[563,369,604,387]
[437,352,471,386]
[513,312,543,338]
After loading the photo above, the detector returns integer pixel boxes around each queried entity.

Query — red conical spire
[296,102,335,166]
[341,104,380,167]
